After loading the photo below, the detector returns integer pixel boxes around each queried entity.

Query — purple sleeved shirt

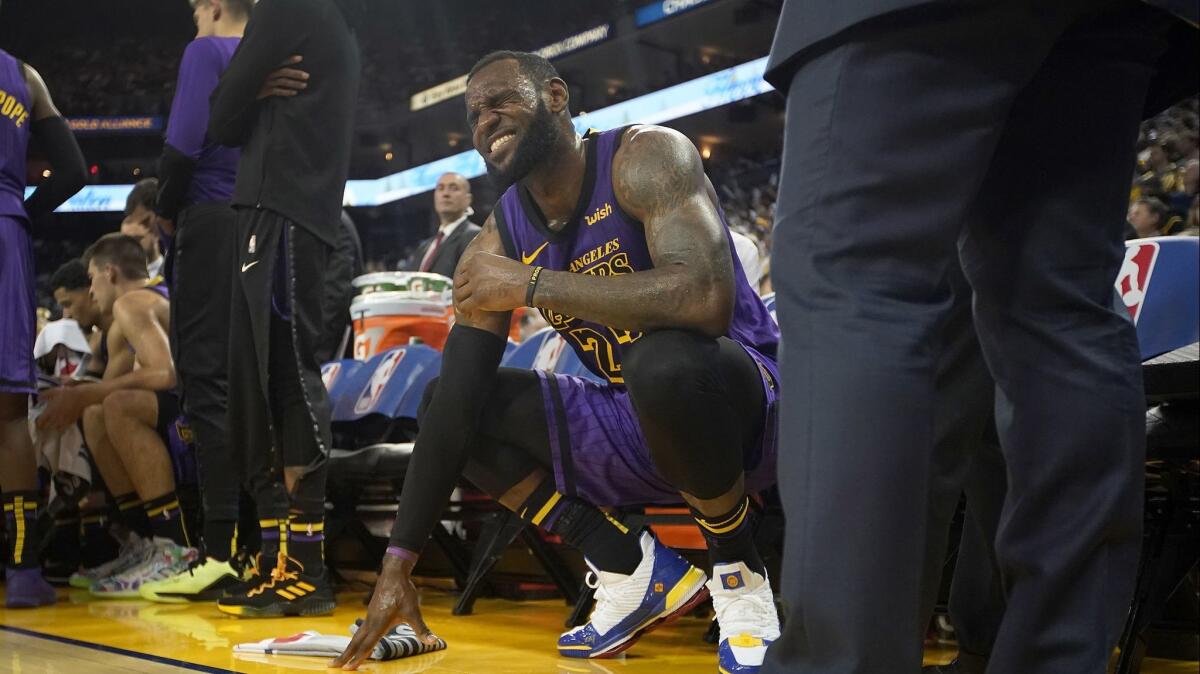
[165,36,240,205]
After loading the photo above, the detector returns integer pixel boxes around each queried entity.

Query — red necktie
[419,231,444,272]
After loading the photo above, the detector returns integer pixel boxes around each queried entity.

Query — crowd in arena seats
[23,0,748,129]
[25,2,620,123]
[29,37,182,117]
[1132,98,1199,237]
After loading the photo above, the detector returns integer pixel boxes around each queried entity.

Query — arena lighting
[28,57,773,213]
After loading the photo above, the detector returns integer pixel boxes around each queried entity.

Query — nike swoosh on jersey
[240,261,260,273]
[521,242,550,265]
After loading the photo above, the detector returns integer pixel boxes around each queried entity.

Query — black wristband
[525,266,544,307]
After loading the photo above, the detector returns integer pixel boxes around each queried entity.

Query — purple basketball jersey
[0,49,31,220]
[495,126,779,385]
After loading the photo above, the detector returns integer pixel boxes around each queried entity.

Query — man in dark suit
[401,172,481,277]
[764,1,1195,672]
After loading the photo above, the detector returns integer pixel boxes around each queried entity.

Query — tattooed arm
[457,125,735,337]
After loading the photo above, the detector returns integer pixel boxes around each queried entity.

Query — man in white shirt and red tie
[402,172,481,277]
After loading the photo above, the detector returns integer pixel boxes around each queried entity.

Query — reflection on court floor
[1,587,1196,673]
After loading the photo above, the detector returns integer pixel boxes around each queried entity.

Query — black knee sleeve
[622,330,761,500]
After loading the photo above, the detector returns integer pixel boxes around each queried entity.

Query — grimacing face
[87,260,119,316]
[54,286,100,331]
[466,60,563,189]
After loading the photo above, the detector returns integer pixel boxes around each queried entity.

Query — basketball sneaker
[138,556,242,603]
[558,531,709,658]
[4,568,57,608]
[69,532,152,589]
[218,551,267,598]
[90,539,198,599]
[216,554,334,618]
[709,562,780,673]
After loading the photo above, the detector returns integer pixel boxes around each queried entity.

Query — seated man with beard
[336,51,781,674]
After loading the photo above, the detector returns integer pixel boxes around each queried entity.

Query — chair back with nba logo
[501,327,558,370]
[1116,237,1199,360]
[326,345,442,445]
[502,326,605,384]
[322,358,367,420]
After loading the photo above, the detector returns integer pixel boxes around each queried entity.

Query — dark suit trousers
[766,3,1160,672]
[917,266,994,638]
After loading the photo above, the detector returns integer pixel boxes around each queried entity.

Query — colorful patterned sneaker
[5,568,58,608]
[138,556,242,603]
[69,533,152,590]
[216,554,334,618]
[90,539,199,599]
[558,532,709,659]
[709,562,780,673]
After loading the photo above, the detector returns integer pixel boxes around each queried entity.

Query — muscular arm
[453,216,513,338]
[64,295,174,407]
[535,126,735,336]
[23,64,86,217]
[157,41,216,221]
[387,215,509,554]
[208,0,303,147]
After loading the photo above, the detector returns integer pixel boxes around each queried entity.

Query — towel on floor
[233,622,446,660]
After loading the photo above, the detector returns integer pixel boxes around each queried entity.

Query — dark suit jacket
[765,0,1198,96]
[401,219,482,278]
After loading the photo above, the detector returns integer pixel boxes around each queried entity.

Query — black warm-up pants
[227,208,332,521]
[420,330,767,508]
[171,202,240,526]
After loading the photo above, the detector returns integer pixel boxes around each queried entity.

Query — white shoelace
[713,582,780,641]
[584,571,626,634]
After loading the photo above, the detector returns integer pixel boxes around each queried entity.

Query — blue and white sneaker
[558,531,709,659]
[710,562,780,673]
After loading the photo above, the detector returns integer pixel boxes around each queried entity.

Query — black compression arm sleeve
[208,0,303,146]
[155,144,196,221]
[388,324,507,553]
[24,116,86,218]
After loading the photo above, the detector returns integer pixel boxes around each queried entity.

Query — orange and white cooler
[349,272,454,359]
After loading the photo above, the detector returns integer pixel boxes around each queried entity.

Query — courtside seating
[1114,237,1199,673]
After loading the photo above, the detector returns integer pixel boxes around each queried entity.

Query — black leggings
[419,329,766,503]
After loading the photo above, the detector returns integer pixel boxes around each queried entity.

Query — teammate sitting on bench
[39,234,197,597]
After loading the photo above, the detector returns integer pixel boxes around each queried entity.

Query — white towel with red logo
[234,623,446,660]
